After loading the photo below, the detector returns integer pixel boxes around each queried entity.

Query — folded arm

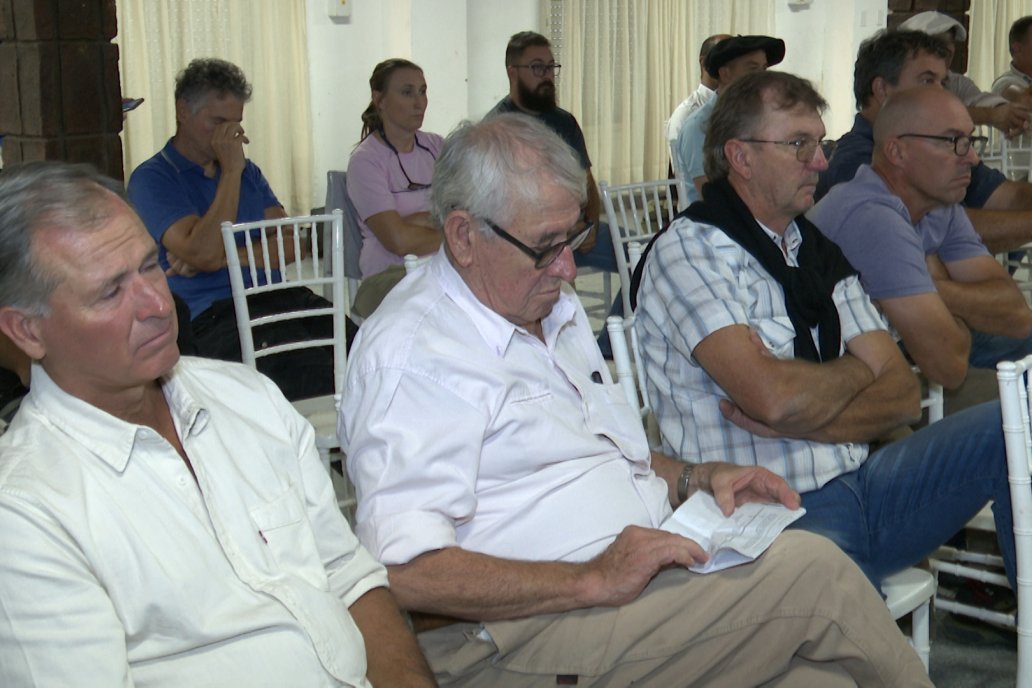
[876,288,971,389]
[694,324,920,444]
[364,210,441,258]
[931,254,1032,339]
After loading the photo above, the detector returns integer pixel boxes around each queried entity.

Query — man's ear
[174,98,190,125]
[882,136,906,168]
[443,211,477,268]
[0,307,45,361]
[871,76,891,106]
[724,139,752,180]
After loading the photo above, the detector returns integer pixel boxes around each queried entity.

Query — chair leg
[912,601,931,672]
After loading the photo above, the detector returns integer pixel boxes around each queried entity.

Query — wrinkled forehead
[756,97,825,137]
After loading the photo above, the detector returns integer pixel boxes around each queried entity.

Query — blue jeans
[969,329,1032,369]
[789,400,1015,591]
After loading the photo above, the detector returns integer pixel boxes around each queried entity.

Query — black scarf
[630,177,856,362]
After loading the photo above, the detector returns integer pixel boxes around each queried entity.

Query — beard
[517,78,557,112]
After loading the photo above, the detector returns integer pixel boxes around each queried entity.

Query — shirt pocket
[249,484,326,586]
[582,382,650,468]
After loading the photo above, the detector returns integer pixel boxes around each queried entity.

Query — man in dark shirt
[489,31,611,272]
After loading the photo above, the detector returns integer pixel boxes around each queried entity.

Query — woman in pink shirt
[347,59,443,278]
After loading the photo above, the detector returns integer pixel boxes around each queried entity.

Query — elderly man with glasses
[811,87,1032,389]
[338,112,932,687]
[634,71,1016,598]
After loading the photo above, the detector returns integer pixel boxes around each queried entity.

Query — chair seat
[883,567,936,619]
[292,394,337,435]
[968,502,996,532]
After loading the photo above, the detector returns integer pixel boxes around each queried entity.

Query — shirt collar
[24,361,210,473]
[756,219,802,259]
[430,250,578,357]
[158,138,203,175]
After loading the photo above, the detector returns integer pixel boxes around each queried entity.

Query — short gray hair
[174,58,252,113]
[0,161,127,315]
[431,113,587,231]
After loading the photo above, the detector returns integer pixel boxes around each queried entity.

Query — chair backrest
[600,178,686,318]
[1002,132,1032,182]
[221,210,349,396]
[606,315,657,448]
[403,253,431,274]
[325,170,364,284]
[996,355,1032,685]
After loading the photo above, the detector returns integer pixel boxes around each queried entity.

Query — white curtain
[115,0,313,214]
[544,0,774,185]
[969,1,1032,93]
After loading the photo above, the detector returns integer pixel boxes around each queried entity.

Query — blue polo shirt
[127,139,282,318]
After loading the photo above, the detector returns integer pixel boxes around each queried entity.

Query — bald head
[871,87,977,220]
[873,87,970,153]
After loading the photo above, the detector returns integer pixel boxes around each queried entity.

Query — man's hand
[719,398,781,438]
[693,462,801,516]
[580,526,707,607]
[210,121,248,175]
[991,102,1032,139]
[164,251,200,278]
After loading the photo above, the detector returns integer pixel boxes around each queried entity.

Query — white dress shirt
[340,250,670,567]
[0,359,387,687]
[636,217,886,493]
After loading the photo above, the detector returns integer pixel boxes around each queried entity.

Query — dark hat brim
[704,35,786,79]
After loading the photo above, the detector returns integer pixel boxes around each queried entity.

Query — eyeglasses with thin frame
[379,128,437,192]
[513,62,562,78]
[896,133,988,157]
[739,137,826,163]
[481,214,592,269]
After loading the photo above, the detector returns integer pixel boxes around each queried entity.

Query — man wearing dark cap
[673,34,785,204]
[665,34,731,172]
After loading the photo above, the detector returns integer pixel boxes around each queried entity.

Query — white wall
[304,0,891,205]
[775,0,886,140]
[305,0,540,205]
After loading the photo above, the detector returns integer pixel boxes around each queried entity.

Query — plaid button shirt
[636,216,888,493]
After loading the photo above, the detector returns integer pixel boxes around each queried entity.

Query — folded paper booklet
[659,492,806,574]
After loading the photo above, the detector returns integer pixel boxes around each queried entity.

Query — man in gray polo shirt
[810,87,1032,389]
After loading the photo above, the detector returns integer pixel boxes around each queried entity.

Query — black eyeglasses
[481,215,592,269]
[739,137,825,163]
[379,128,437,191]
[897,133,988,157]
[513,62,561,78]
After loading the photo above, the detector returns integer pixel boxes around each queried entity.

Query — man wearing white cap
[900,10,1030,138]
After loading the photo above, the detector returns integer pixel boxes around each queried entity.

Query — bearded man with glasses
[811,87,1032,387]
[489,30,611,274]
[635,71,1018,598]
[339,112,931,687]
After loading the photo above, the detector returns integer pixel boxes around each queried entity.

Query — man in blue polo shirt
[818,29,1032,254]
[128,59,332,400]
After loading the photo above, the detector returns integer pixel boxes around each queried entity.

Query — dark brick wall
[1,0,123,180]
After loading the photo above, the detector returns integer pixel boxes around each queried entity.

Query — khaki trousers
[418,531,930,687]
